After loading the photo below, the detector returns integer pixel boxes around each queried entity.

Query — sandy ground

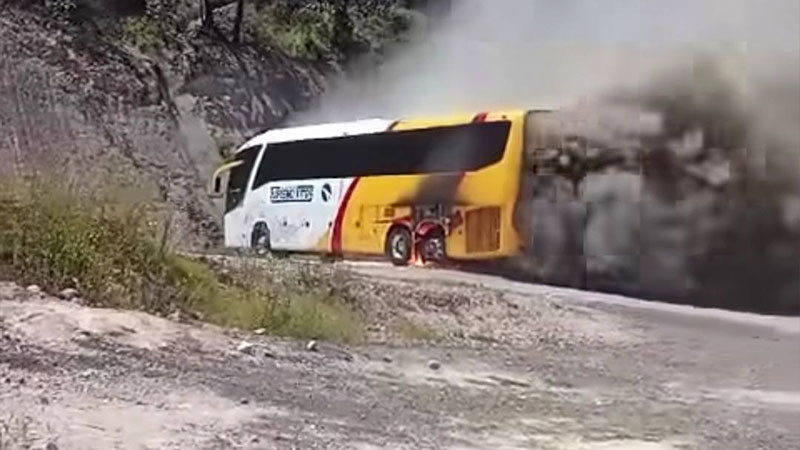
[1,263,798,450]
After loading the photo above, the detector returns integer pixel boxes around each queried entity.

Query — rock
[58,288,79,300]
[306,340,318,352]
[427,360,442,371]
[71,297,87,306]
[240,398,250,405]
[237,341,256,355]
[382,355,393,363]
[40,395,50,405]
[46,443,59,450]
[168,310,183,322]
[26,284,41,294]
[254,328,267,335]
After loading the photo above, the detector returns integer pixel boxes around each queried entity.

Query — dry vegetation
[0,177,363,343]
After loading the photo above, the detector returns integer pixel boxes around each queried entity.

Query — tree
[232,0,245,43]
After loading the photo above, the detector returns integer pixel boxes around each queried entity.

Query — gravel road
[1,263,798,450]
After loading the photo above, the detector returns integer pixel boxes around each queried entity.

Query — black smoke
[517,59,799,314]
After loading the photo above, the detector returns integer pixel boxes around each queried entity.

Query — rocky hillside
[0,0,439,247]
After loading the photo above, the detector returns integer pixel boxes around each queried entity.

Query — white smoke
[292,0,799,123]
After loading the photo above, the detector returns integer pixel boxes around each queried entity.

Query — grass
[0,177,363,343]
[395,317,441,342]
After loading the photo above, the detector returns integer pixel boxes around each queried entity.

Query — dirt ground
[1,262,798,450]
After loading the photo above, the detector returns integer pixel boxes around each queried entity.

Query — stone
[26,284,41,294]
[168,310,183,322]
[427,360,442,371]
[382,355,393,363]
[306,340,318,352]
[254,328,267,335]
[58,288,79,300]
[237,341,256,355]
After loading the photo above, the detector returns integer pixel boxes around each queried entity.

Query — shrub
[246,0,413,61]
[120,14,165,52]
[248,1,338,61]
[0,178,363,342]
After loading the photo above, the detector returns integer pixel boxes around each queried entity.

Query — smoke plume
[293,0,799,313]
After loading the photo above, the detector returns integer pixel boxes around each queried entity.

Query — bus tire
[419,228,447,264]
[386,226,413,266]
[251,222,271,257]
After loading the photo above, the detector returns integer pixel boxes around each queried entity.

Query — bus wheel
[386,226,412,266]
[251,223,271,257]
[420,229,446,263]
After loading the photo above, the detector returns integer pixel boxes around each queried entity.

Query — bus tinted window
[225,145,261,213]
[253,121,511,187]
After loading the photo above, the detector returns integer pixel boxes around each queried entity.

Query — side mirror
[209,160,244,199]
[209,175,224,199]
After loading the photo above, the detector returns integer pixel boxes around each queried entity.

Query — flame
[411,254,425,267]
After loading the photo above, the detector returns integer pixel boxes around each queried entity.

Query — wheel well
[415,222,445,239]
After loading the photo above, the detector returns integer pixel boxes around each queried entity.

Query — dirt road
[1,262,798,449]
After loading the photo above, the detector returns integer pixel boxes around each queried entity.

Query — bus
[210,109,562,265]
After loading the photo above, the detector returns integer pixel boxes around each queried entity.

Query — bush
[120,14,165,52]
[247,1,337,61]
[0,178,363,342]
[247,0,413,61]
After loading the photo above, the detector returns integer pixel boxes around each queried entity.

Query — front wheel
[251,223,271,257]
[386,227,413,266]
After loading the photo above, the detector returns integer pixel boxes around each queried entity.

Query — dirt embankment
[2,262,798,450]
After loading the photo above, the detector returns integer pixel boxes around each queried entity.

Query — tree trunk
[330,0,353,58]
[232,0,245,43]
[201,0,214,29]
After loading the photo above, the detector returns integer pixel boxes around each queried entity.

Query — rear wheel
[386,227,413,266]
[419,229,447,264]
[251,223,271,257]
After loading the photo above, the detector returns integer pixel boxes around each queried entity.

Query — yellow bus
[211,109,555,265]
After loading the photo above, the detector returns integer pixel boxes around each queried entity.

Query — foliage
[120,14,165,52]
[246,0,413,61]
[0,178,363,342]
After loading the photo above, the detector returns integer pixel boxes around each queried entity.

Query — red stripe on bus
[331,178,361,253]
[473,112,488,123]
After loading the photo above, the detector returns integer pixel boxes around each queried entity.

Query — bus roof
[235,108,540,154]
[236,118,394,154]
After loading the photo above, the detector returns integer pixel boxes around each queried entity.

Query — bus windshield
[225,145,261,213]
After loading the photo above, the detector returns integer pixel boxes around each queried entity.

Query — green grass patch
[0,177,363,343]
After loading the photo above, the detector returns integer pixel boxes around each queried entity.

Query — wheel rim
[391,233,409,260]
[422,236,445,262]
[254,231,269,255]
